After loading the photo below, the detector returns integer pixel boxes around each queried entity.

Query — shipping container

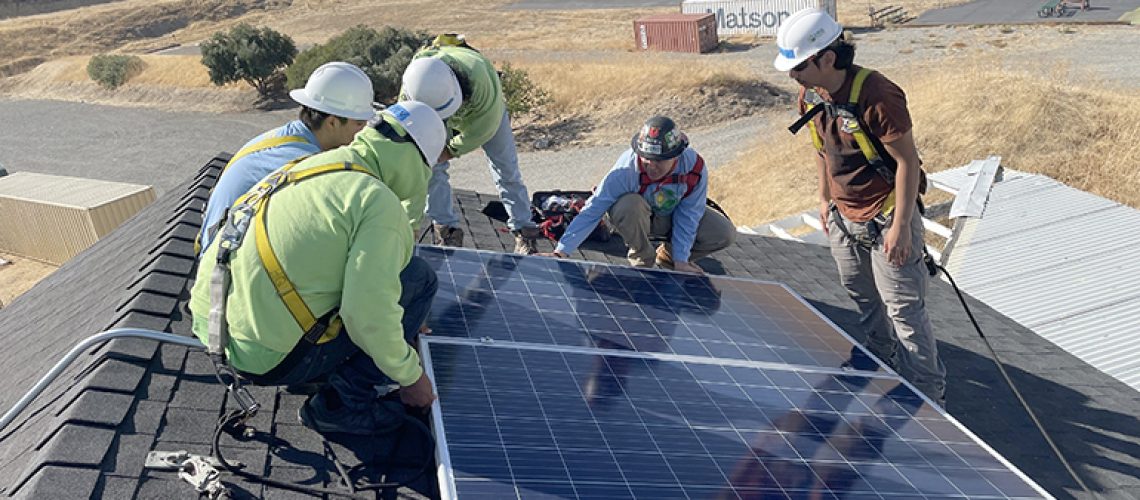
[681,0,838,36]
[634,13,719,53]
[0,172,155,265]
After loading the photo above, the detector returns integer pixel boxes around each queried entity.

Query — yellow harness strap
[807,67,899,215]
[222,135,311,175]
[805,67,878,159]
[247,160,376,341]
[847,68,879,164]
[195,134,314,255]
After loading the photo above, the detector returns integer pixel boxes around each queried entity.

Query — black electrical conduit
[934,261,1091,496]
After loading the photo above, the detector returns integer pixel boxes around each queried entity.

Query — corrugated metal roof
[934,166,1140,393]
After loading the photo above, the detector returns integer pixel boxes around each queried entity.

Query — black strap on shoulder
[375,120,412,143]
[788,104,826,135]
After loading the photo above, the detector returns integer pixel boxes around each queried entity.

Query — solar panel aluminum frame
[420,336,1055,500]
[422,338,459,500]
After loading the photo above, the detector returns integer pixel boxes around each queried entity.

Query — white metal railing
[0,328,206,434]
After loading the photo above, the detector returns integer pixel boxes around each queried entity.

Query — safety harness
[205,158,378,397]
[194,132,316,255]
[197,156,440,497]
[223,134,313,176]
[787,67,905,216]
[788,67,931,271]
[637,154,705,198]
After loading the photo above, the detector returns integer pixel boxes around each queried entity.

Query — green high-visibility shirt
[402,45,505,157]
[189,137,425,386]
[325,121,431,235]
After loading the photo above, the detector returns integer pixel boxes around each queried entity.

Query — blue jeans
[426,109,537,231]
[254,256,438,410]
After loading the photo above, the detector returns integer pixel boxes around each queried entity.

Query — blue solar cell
[428,341,1048,499]
[420,247,879,371]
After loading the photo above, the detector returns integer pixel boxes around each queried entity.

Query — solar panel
[422,341,1049,499]
[420,246,879,372]
[417,247,1051,499]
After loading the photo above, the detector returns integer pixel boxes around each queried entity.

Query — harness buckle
[210,356,261,423]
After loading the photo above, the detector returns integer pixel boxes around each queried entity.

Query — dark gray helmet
[631,116,688,160]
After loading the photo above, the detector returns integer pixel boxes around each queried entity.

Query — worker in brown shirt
[774,8,946,406]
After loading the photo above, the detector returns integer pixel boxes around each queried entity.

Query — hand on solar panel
[400,372,437,409]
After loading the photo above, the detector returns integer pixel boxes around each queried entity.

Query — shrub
[286,25,431,104]
[86,54,144,89]
[499,62,551,117]
[200,23,296,98]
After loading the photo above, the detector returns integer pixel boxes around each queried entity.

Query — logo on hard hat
[388,104,411,121]
[807,27,826,43]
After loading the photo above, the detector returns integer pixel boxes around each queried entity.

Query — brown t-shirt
[797,66,913,222]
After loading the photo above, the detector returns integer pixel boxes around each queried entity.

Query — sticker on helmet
[388,104,411,121]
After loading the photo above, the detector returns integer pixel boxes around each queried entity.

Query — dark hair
[825,35,857,70]
[298,106,348,131]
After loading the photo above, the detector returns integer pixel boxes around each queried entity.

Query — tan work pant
[608,193,736,267]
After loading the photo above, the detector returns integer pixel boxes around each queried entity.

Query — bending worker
[189,101,447,435]
[775,8,946,404]
[539,116,735,274]
[400,34,542,254]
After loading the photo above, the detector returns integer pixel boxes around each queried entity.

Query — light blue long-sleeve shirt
[198,121,320,253]
[555,148,708,262]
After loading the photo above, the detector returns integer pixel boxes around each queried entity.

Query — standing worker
[198,61,376,253]
[775,8,946,405]
[400,34,543,254]
[538,116,735,273]
[189,101,448,435]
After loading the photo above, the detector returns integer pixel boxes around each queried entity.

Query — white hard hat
[401,58,462,119]
[290,62,376,121]
[773,8,843,72]
[384,101,447,166]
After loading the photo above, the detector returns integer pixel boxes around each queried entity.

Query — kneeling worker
[540,116,735,273]
[189,101,447,435]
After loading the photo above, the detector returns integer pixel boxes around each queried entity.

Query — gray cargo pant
[609,193,736,267]
[827,206,946,404]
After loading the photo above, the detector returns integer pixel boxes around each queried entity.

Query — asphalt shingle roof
[1,154,1139,499]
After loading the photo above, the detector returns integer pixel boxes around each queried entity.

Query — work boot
[626,248,655,268]
[432,224,464,247]
[298,389,405,436]
[513,226,542,255]
[655,245,674,270]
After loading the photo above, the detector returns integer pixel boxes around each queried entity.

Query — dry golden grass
[0,54,252,111]
[513,56,754,115]
[710,61,1140,226]
[266,0,666,51]
[12,54,219,86]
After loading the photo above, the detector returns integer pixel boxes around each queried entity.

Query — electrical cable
[211,408,435,499]
[935,261,1091,495]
